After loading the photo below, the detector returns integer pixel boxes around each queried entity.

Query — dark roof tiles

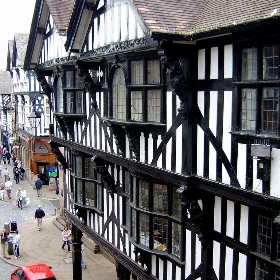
[46,0,75,33]
[132,0,280,37]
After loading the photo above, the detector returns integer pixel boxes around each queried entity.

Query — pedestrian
[13,230,21,259]
[35,205,45,231]
[81,243,86,269]
[14,168,20,184]
[15,188,22,209]
[61,226,71,252]
[6,151,11,164]
[35,176,42,197]
[0,228,10,259]
[0,163,2,177]
[0,183,4,200]
[21,187,27,206]
[4,179,12,199]
[3,167,9,182]
[2,152,6,164]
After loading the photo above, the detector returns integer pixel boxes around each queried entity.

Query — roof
[132,0,280,39]
[13,33,29,68]
[46,0,75,34]
[0,71,12,95]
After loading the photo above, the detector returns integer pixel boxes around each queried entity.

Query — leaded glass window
[113,68,126,120]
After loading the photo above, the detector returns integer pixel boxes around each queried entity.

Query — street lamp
[27,107,41,136]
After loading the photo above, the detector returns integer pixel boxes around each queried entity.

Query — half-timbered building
[23,0,280,279]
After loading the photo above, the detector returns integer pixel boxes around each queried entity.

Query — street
[0,162,58,279]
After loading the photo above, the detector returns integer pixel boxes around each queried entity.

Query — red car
[11,263,57,280]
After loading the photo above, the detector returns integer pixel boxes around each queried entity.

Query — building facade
[23,0,280,279]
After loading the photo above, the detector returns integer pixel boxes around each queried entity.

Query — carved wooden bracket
[49,142,69,170]
[177,186,207,247]
[108,123,126,156]
[133,248,151,273]
[123,126,141,161]
[161,56,188,118]
[91,156,117,197]
[75,60,98,108]
[35,69,53,110]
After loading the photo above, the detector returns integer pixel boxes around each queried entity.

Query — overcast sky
[0,0,36,70]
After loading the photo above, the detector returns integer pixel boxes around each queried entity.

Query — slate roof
[13,34,29,68]
[46,0,75,34]
[0,71,12,95]
[133,0,280,38]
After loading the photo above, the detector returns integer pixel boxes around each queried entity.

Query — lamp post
[27,107,41,136]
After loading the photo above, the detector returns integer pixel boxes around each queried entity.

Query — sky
[0,0,36,70]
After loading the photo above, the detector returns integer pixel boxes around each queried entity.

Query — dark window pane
[263,45,279,79]
[255,260,269,280]
[139,181,149,210]
[257,215,272,256]
[242,48,258,80]
[113,68,126,120]
[241,89,256,131]
[140,213,149,247]
[262,88,279,133]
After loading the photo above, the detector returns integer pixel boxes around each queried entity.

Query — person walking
[3,167,9,182]
[35,176,42,197]
[14,168,20,184]
[21,187,27,207]
[6,151,11,164]
[4,179,12,199]
[13,230,21,259]
[0,163,2,177]
[0,183,4,200]
[62,226,71,252]
[2,152,6,164]
[1,228,10,259]
[15,188,22,209]
[81,243,86,269]
[35,205,45,231]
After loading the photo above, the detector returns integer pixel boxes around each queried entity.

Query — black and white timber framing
[23,0,280,279]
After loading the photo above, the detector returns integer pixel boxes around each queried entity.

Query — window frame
[126,174,182,259]
[109,55,165,124]
[54,69,85,116]
[237,42,280,136]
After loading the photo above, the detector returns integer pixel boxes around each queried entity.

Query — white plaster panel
[167,261,172,280]
[225,247,233,280]
[213,241,221,277]
[158,258,164,280]
[128,6,136,40]
[195,234,201,268]
[210,47,218,79]
[120,4,128,42]
[157,135,162,168]
[166,138,172,171]
[198,49,205,80]
[197,91,205,176]
[226,200,234,238]
[100,14,105,47]
[148,133,153,164]
[105,8,112,45]
[209,91,218,180]
[113,5,121,43]
[140,132,145,163]
[224,45,233,78]
[93,18,99,49]
[151,254,157,276]
[270,148,280,198]
[176,124,182,174]
[238,253,247,280]
[240,205,248,244]
[222,91,232,184]
[185,229,192,276]
[214,196,222,232]
[237,143,247,189]
[252,157,262,194]
[125,135,130,158]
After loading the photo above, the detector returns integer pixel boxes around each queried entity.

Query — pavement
[0,162,116,279]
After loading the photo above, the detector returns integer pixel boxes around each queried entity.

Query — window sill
[103,118,166,130]
[54,112,86,119]
[230,131,280,145]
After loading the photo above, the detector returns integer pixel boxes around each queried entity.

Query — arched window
[112,68,126,120]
